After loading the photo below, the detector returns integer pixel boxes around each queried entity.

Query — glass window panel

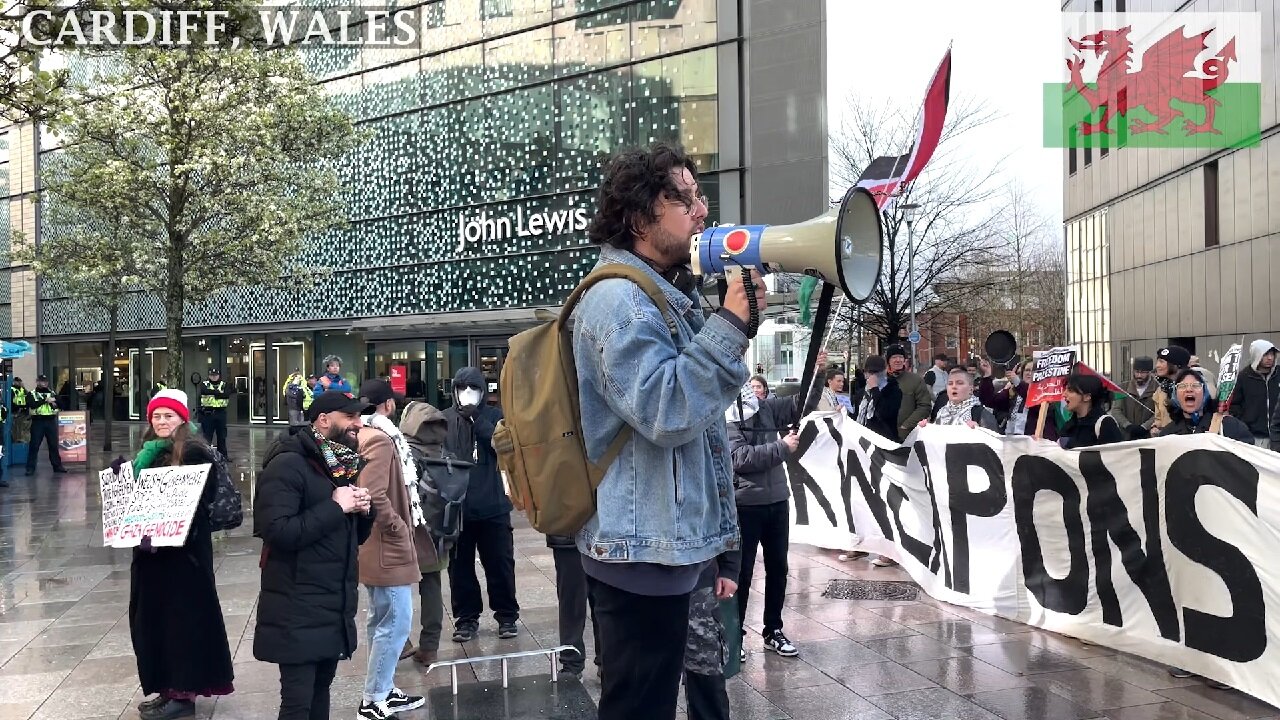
[422,44,485,106]
[557,0,633,21]
[556,67,631,193]
[484,25,554,93]
[632,48,719,172]
[554,8,629,77]
[630,0,717,62]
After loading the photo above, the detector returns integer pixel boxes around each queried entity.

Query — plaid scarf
[312,428,361,482]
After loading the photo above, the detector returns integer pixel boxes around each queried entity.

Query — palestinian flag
[1073,362,1125,395]
[855,47,951,210]
[1045,11,1261,150]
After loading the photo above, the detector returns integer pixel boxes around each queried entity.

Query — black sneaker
[498,621,519,639]
[1168,667,1196,679]
[141,699,195,720]
[357,700,394,720]
[452,623,477,643]
[385,688,425,713]
[764,630,799,657]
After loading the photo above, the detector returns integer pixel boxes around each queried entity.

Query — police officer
[10,376,30,444]
[27,375,66,475]
[198,369,231,459]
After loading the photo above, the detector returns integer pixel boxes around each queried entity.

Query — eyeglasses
[1174,382,1201,391]
[664,192,708,215]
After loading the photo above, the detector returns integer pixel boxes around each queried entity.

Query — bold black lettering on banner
[1013,456,1089,615]
[1166,449,1265,663]
[787,420,837,528]
[946,443,1006,595]
[912,442,950,580]
[1079,449,1179,640]
[848,437,894,539]
[886,483,934,566]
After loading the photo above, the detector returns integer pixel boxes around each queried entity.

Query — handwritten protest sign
[99,463,135,546]
[99,463,211,548]
[1217,343,1243,404]
[1027,345,1078,406]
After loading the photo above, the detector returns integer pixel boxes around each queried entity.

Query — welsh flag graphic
[1044,12,1262,149]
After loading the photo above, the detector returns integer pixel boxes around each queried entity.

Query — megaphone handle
[740,270,761,338]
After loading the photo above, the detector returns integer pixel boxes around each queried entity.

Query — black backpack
[205,448,243,531]
[412,447,472,556]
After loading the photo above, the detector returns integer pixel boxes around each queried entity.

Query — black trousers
[685,669,731,720]
[26,416,64,472]
[276,659,338,720]
[552,547,600,672]
[737,500,790,636]
[448,516,519,626]
[200,410,228,458]
[588,575,691,720]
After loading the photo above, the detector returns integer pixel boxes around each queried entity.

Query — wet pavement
[2,425,1278,720]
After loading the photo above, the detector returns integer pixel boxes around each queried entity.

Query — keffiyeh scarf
[935,396,982,427]
[312,428,361,483]
[362,412,427,529]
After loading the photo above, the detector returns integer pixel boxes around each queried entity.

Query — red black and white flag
[855,47,952,210]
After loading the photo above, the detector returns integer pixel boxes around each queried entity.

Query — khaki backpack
[491,264,677,536]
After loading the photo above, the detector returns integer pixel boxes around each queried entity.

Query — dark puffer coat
[252,427,374,665]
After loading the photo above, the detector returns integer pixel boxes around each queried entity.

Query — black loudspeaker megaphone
[689,186,884,302]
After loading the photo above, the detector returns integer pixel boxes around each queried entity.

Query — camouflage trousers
[11,414,29,444]
[684,586,726,675]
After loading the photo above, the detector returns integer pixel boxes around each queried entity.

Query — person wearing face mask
[850,355,902,442]
[253,391,376,720]
[442,366,519,644]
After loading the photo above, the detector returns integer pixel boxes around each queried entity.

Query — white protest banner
[99,462,135,546]
[788,411,1280,706]
[107,464,212,549]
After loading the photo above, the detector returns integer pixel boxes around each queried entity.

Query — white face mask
[458,388,483,407]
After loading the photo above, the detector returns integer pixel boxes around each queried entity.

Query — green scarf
[134,438,173,471]
[312,428,361,482]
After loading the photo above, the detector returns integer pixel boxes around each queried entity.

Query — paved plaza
[1,426,1277,720]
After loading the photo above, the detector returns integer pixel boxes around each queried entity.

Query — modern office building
[1062,0,1279,379]
[1,0,829,424]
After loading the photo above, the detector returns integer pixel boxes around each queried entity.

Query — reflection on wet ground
[1,425,1275,720]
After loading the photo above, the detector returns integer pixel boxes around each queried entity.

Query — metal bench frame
[425,645,581,695]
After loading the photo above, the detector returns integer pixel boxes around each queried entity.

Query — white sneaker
[358,701,395,720]
[764,630,799,657]
[871,556,898,567]
[838,551,868,561]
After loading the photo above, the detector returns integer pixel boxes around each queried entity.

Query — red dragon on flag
[1066,25,1238,137]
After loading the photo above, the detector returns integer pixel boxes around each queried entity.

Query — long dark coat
[252,427,374,665]
[128,439,235,696]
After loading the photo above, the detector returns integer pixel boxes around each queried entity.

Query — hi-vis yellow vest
[201,381,229,408]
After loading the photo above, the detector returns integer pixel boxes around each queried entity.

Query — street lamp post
[899,202,921,366]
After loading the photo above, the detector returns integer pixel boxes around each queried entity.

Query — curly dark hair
[588,143,700,250]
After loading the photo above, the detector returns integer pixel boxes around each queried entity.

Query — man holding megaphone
[570,143,764,720]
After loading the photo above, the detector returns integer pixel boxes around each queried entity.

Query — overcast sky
[826,0,1065,227]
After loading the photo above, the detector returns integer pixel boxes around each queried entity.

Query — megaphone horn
[689,186,884,302]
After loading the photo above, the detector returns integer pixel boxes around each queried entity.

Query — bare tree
[945,183,1067,357]
[827,93,1010,358]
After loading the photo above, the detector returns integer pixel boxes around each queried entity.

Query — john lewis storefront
[12,0,830,423]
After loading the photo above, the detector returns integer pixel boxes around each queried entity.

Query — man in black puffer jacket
[443,367,520,643]
[254,391,376,720]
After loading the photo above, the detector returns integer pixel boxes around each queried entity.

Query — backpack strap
[1095,414,1111,439]
[559,263,679,336]
[560,264,679,469]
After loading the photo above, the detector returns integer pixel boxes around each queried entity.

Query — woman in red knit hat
[129,389,235,720]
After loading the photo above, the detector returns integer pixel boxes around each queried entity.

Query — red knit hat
[147,389,190,423]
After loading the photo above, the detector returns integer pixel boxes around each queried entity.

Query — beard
[324,424,360,450]
[649,225,693,268]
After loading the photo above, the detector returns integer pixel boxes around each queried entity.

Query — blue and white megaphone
[689,186,884,303]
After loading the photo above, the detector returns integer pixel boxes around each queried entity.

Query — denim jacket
[571,246,748,567]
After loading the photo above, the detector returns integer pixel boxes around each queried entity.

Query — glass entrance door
[249,343,273,423]
[476,343,508,408]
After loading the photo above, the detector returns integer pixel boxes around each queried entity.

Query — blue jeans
[363,585,413,703]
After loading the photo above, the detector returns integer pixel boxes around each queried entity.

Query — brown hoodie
[399,401,450,573]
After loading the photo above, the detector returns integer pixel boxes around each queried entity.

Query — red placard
[389,364,408,395]
[1027,347,1078,406]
